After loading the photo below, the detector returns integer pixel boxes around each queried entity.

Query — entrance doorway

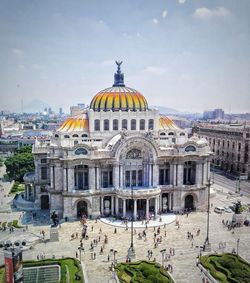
[184,195,194,210]
[77,200,88,217]
[40,195,49,210]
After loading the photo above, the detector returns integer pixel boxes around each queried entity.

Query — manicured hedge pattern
[115,260,174,283]
[201,253,250,283]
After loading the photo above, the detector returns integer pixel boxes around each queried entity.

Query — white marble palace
[24,62,213,220]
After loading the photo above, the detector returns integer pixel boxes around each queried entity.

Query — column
[120,165,123,188]
[50,166,54,189]
[153,164,159,187]
[169,164,174,185]
[123,199,126,217]
[115,197,119,215]
[100,196,104,215]
[159,194,162,213]
[171,193,174,210]
[177,164,183,187]
[68,168,74,192]
[148,164,152,187]
[154,197,158,216]
[196,163,202,187]
[89,166,95,191]
[173,164,177,186]
[133,199,137,220]
[207,161,211,180]
[114,165,119,189]
[96,167,100,190]
[63,168,68,191]
[25,185,28,200]
[146,199,149,219]
[203,162,207,185]
[111,196,114,216]
[143,163,147,186]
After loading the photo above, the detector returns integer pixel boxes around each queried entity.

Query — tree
[4,145,35,182]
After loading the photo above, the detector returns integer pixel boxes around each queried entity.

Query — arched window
[148,119,154,130]
[180,132,185,136]
[160,132,166,136]
[64,135,70,138]
[55,134,59,138]
[94,119,100,131]
[122,119,127,130]
[168,132,174,136]
[131,119,136,130]
[104,119,109,131]
[72,134,79,138]
[113,119,118,130]
[140,119,145,130]
[82,133,88,138]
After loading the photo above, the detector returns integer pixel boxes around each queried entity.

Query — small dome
[159,115,179,130]
[89,61,148,112]
[57,114,89,132]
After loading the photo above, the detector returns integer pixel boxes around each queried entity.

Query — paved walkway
[100,213,176,228]
[0,182,250,283]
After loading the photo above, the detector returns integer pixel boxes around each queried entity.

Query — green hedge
[116,260,174,283]
[200,253,250,283]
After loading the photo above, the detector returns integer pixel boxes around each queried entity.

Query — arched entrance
[184,195,194,210]
[77,200,88,218]
[41,195,49,210]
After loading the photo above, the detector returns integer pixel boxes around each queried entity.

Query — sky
[0,0,249,114]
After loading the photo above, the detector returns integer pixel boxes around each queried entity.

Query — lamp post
[160,249,166,267]
[127,163,135,259]
[110,249,118,266]
[236,238,240,256]
[204,178,211,251]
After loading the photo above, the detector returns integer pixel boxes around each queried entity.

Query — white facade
[24,64,213,219]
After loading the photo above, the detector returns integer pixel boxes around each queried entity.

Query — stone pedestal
[127,247,136,259]
[232,214,244,227]
[50,226,59,242]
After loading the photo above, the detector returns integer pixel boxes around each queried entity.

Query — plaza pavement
[0,176,250,282]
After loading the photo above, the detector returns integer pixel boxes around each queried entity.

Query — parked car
[214,207,225,214]
[224,207,233,213]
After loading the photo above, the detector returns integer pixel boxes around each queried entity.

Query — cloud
[177,0,186,4]
[142,66,166,75]
[153,18,158,25]
[12,48,24,55]
[162,10,168,19]
[193,6,231,19]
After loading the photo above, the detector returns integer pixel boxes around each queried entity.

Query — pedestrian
[99,228,102,234]
[107,255,110,262]
[76,251,78,258]
[114,228,117,234]
[93,252,96,260]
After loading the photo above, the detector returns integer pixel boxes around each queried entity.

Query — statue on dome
[113,61,125,87]
[115,60,123,71]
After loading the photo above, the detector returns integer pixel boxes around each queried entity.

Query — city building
[23,62,212,219]
[203,109,224,120]
[194,123,250,179]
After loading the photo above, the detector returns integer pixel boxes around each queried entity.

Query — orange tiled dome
[90,61,148,112]
[57,114,89,132]
[159,115,179,130]
[90,86,148,112]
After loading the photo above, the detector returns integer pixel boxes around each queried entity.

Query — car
[224,207,233,213]
[214,207,225,214]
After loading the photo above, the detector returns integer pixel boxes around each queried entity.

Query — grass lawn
[0,257,84,283]
[115,260,174,283]
[200,253,250,283]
